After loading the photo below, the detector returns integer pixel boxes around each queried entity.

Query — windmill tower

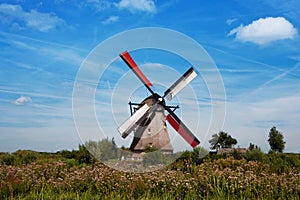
[127,95,176,153]
[118,51,200,153]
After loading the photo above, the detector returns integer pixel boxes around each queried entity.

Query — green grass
[1,151,300,200]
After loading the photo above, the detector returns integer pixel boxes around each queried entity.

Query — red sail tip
[166,114,200,148]
[190,140,200,148]
[120,51,153,87]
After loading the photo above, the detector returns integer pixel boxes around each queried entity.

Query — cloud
[102,15,119,25]
[13,96,32,105]
[115,0,156,13]
[0,3,65,32]
[226,18,237,25]
[84,0,111,12]
[228,17,298,45]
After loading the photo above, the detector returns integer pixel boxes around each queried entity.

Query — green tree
[76,144,95,164]
[209,131,237,150]
[85,138,119,161]
[248,142,261,151]
[268,126,285,153]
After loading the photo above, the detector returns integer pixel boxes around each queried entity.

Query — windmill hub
[141,93,165,107]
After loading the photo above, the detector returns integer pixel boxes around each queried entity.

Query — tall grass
[1,155,299,199]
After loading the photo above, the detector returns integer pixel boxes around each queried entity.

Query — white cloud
[115,0,156,13]
[84,0,111,12]
[13,96,32,105]
[0,3,65,32]
[102,15,119,25]
[228,17,298,45]
[226,18,237,25]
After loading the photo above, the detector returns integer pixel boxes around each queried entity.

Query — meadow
[0,149,299,199]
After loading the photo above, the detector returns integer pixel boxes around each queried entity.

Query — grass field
[0,149,300,199]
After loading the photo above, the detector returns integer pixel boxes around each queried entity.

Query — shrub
[0,153,15,165]
[22,152,37,164]
[245,148,264,162]
[76,144,95,164]
[143,150,165,166]
[232,149,243,160]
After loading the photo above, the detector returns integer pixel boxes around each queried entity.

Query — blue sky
[0,0,299,153]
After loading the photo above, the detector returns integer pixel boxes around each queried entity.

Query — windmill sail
[120,51,153,88]
[164,105,200,148]
[164,67,197,101]
[118,103,150,138]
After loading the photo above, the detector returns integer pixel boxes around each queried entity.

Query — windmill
[117,51,200,154]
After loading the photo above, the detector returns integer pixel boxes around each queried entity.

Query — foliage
[209,131,237,150]
[22,152,37,164]
[1,138,300,199]
[0,155,299,200]
[245,148,264,162]
[143,150,165,166]
[77,144,96,164]
[85,138,119,161]
[10,150,38,165]
[57,149,77,159]
[248,142,261,151]
[0,153,15,165]
[231,149,243,160]
[57,138,119,165]
[142,146,176,167]
[205,152,228,162]
[144,145,159,153]
[177,147,209,165]
[268,126,286,153]
[192,147,209,163]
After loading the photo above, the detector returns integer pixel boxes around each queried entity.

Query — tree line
[0,126,287,167]
[209,126,286,153]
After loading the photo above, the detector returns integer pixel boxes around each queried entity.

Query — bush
[76,145,95,164]
[11,150,38,165]
[232,149,243,160]
[0,153,15,165]
[143,150,165,166]
[84,139,119,161]
[262,153,300,173]
[66,158,78,168]
[22,152,37,164]
[57,150,77,159]
[245,148,264,162]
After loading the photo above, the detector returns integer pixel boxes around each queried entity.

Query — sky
[0,0,299,153]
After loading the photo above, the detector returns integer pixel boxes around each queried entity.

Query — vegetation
[84,138,119,162]
[0,146,299,200]
[0,127,297,199]
[268,126,286,153]
[209,131,238,150]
